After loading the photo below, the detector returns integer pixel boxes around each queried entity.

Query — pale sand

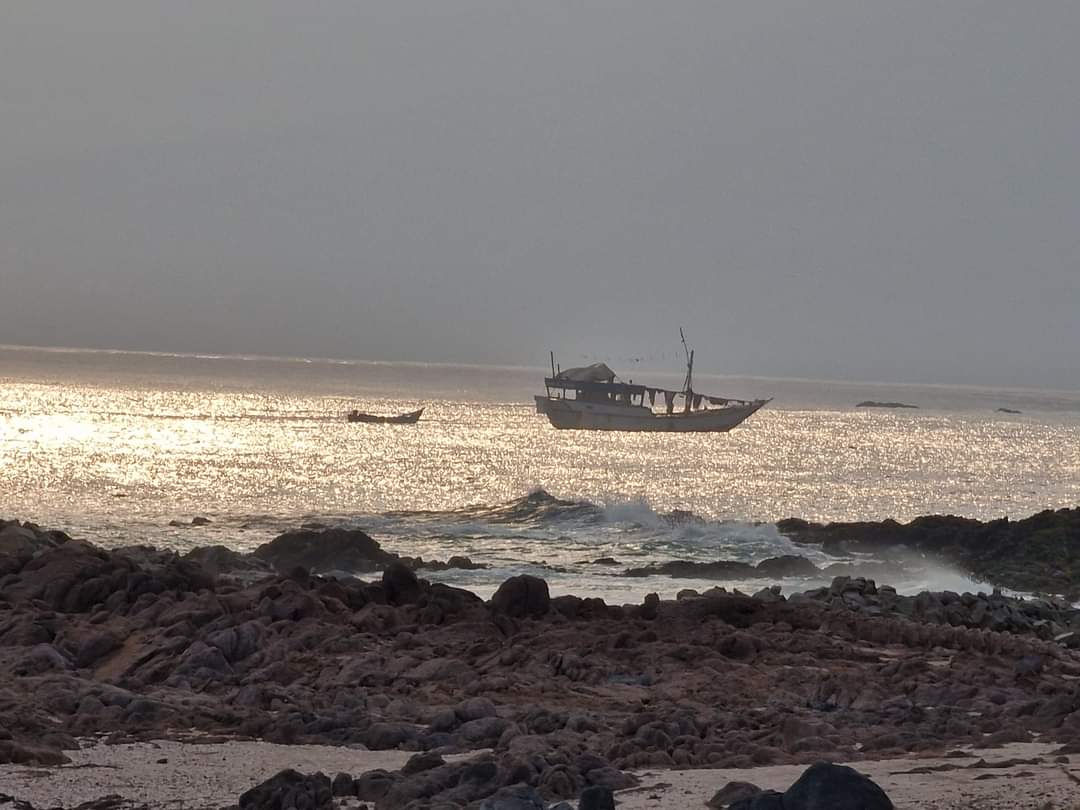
[0,738,429,809]
[618,742,1080,810]
[1,739,1078,809]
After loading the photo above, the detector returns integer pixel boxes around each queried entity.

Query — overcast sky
[1,2,1077,387]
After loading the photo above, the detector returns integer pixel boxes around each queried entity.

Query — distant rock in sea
[856,401,919,409]
[996,407,1022,414]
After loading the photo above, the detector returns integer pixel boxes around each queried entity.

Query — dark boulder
[578,785,615,810]
[709,781,763,808]
[639,592,660,620]
[491,575,550,618]
[330,773,355,797]
[730,791,785,810]
[253,527,396,575]
[183,545,274,580]
[782,762,893,810]
[478,784,546,809]
[237,769,332,810]
[382,562,421,605]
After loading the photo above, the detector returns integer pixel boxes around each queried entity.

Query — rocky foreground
[4,518,1080,809]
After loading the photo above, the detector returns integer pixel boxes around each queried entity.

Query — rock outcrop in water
[855,401,919,409]
[778,507,1080,596]
[160,523,489,582]
[625,555,821,580]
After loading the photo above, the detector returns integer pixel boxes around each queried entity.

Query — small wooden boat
[346,407,424,424]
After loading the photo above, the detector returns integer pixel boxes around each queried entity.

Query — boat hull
[347,407,424,424]
[535,397,767,432]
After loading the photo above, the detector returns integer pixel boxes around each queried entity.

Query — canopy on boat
[555,363,616,383]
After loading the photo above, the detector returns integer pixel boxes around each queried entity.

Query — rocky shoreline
[4,517,1080,808]
[777,507,1080,597]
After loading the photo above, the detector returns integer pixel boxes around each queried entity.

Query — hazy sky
[1,2,1078,387]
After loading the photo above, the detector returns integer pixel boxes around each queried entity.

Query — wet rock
[624,560,756,579]
[755,555,819,578]
[777,507,1080,596]
[253,527,396,575]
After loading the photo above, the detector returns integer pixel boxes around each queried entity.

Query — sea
[3,344,1079,601]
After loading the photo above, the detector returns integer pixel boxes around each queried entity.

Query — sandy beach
[2,739,1077,809]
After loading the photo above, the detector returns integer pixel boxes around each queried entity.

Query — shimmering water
[3,344,1079,599]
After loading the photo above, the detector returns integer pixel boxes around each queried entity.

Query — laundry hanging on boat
[648,389,657,407]
[708,396,731,406]
[693,394,704,410]
[664,391,675,413]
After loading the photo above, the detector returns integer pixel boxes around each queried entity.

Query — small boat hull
[347,407,424,424]
[535,397,767,433]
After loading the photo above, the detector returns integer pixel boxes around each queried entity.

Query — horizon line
[2,340,1079,398]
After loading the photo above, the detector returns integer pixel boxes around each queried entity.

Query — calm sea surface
[3,345,1079,600]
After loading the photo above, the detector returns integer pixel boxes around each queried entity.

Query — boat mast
[680,328,694,395]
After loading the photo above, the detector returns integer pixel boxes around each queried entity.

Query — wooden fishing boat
[535,332,769,433]
[346,407,424,424]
